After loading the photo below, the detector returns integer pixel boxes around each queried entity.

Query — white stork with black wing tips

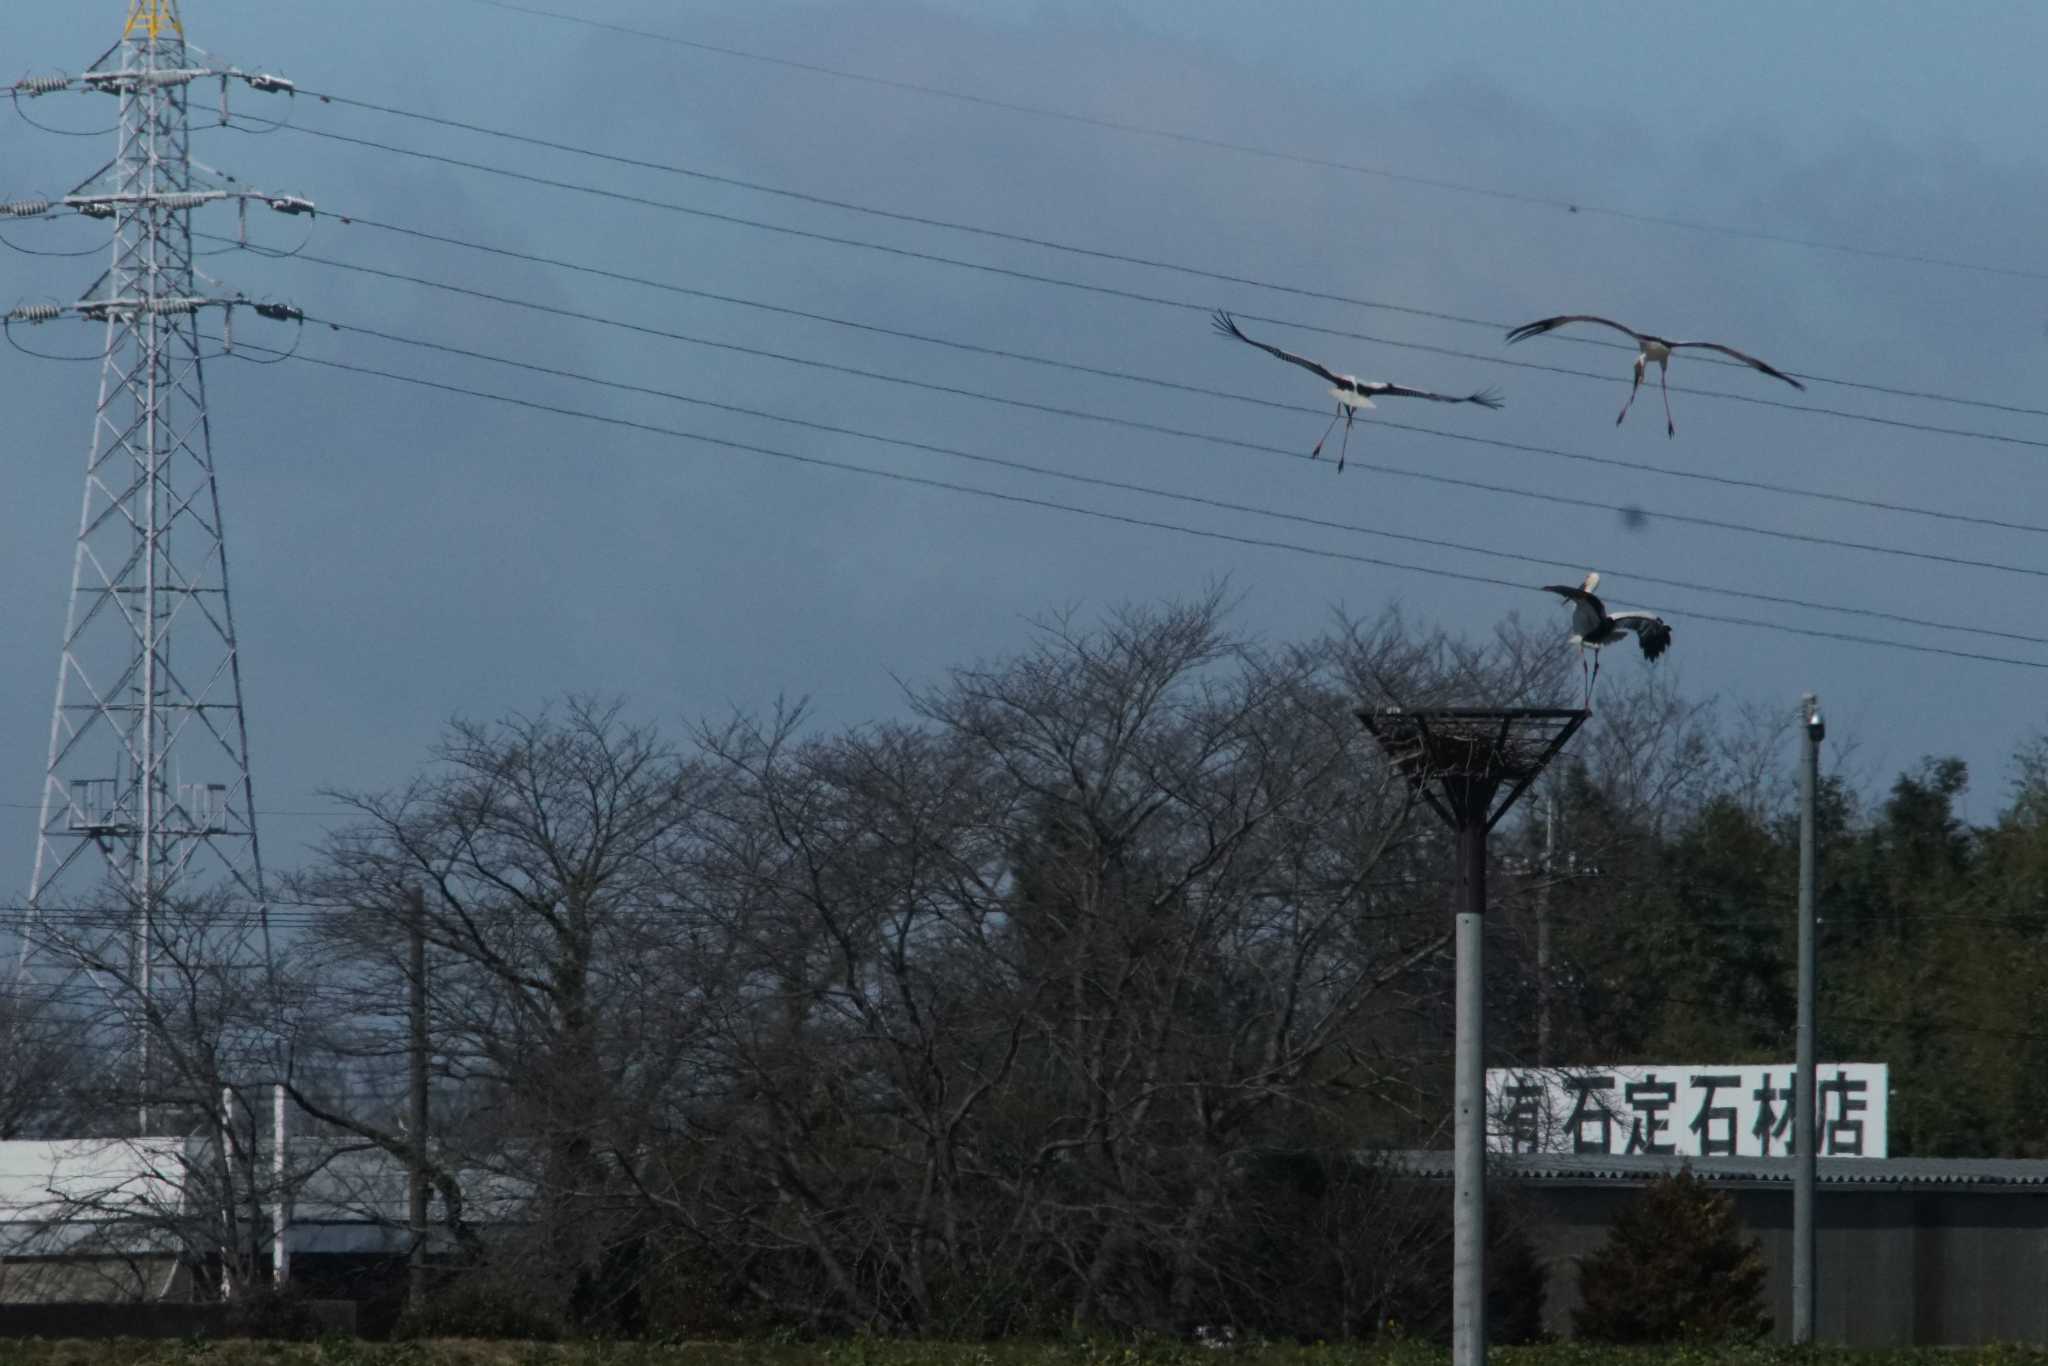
[1543,571,1672,709]
[1213,310,1503,471]
[1504,313,1804,437]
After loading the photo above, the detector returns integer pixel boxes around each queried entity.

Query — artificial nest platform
[1356,707,1584,782]
[1355,706,1588,829]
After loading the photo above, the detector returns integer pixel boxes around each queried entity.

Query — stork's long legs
[1589,647,1603,709]
[1660,365,1675,437]
[1578,646,1590,708]
[1310,403,1344,464]
[1617,358,1645,427]
[1337,408,1355,473]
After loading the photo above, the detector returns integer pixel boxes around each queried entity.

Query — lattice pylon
[20,2,267,1034]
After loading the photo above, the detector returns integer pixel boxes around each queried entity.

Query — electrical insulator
[253,302,303,323]
[6,304,63,323]
[14,75,71,97]
[245,73,294,95]
[1,199,53,218]
[81,69,196,92]
[157,192,212,211]
[265,195,315,216]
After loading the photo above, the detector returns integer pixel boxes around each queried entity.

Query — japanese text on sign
[1485,1064,1888,1158]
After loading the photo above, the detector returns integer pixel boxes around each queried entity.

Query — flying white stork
[1504,314,1804,436]
[1543,571,1673,708]
[1213,310,1503,471]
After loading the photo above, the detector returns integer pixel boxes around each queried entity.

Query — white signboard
[1485,1064,1888,1158]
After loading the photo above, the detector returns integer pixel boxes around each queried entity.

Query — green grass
[0,1342,2046,1366]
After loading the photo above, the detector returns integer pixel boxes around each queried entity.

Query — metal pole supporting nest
[1356,707,1587,1366]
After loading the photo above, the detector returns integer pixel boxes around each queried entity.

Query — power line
[308,310,2048,651]
[282,124,2048,456]
[219,266,2048,585]
[294,86,2048,425]
[209,331,2048,673]
[211,222,2048,541]
[444,0,2048,290]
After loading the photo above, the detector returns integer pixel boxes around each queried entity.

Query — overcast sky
[5,0,2048,900]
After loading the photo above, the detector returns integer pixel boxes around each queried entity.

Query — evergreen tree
[1573,1169,1770,1343]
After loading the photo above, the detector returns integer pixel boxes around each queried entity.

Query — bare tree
[660,594,1519,1334]
[293,696,720,1330]
[0,985,101,1139]
[272,596,1661,1338]
[19,885,302,1299]
[675,701,1021,1331]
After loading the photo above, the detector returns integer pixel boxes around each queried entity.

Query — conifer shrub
[1572,1168,1770,1344]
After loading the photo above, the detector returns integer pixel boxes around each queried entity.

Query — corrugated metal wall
[1528,1184,2048,1345]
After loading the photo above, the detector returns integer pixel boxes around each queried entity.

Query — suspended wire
[446,0,2048,290]
[195,223,314,261]
[1,238,102,259]
[0,219,106,258]
[184,263,2048,584]
[204,104,297,138]
[278,125,2048,457]
[214,310,306,365]
[295,87,2048,424]
[8,87,113,138]
[30,222,2048,583]
[3,315,110,363]
[306,311,2048,651]
[198,331,2048,673]
[197,223,2048,541]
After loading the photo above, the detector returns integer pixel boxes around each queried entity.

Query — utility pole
[220,1084,236,1300]
[1793,693,1824,1343]
[272,1081,289,1286]
[4,1,303,1137]
[1536,787,1557,1067]
[1357,707,1585,1366]
[409,885,431,1314]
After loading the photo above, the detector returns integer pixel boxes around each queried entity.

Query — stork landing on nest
[1543,571,1672,708]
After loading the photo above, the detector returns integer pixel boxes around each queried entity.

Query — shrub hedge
[2,1340,2048,1366]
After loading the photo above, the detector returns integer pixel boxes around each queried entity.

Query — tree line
[4,590,2045,1338]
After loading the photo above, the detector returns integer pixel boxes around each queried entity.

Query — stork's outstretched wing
[1611,612,1674,660]
[1212,310,1349,388]
[1668,340,1806,391]
[1542,583,1606,616]
[1505,314,1646,346]
[1368,382,1506,409]
[1542,582,1607,639]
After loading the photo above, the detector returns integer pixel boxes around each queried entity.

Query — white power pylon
[6,1,305,1132]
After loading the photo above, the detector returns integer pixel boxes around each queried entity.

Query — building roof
[1388,1150,2048,1190]
[0,1137,529,1260]
[0,1140,189,1257]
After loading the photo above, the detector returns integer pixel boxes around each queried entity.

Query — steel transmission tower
[5,2,304,1111]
